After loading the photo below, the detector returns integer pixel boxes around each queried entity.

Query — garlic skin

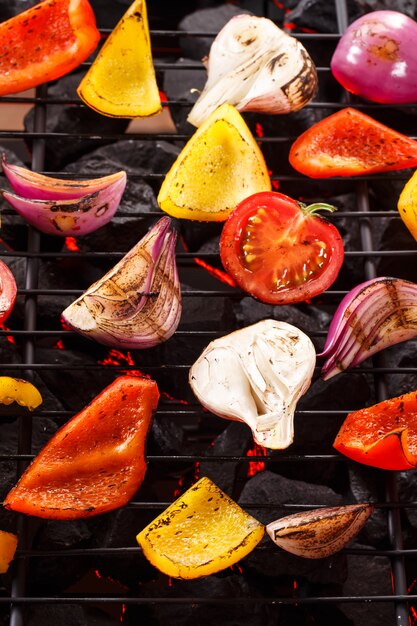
[187,15,318,128]
[189,320,315,449]
[62,217,181,349]
[266,504,374,559]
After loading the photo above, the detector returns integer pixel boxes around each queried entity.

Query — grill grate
[0,0,416,625]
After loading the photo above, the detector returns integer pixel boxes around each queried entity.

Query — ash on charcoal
[129,575,268,626]
[235,297,330,338]
[86,507,157,588]
[355,0,417,16]
[28,520,93,595]
[238,471,347,584]
[376,217,417,284]
[341,546,395,626]
[178,4,252,60]
[27,604,121,626]
[0,1,38,20]
[348,465,387,546]
[150,414,185,455]
[283,0,363,32]
[199,421,255,495]
[162,58,206,133]
[24,73,129,170]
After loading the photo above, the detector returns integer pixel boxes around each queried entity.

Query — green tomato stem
[299,202,337,217]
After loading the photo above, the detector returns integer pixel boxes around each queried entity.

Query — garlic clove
[187,14,318,128]
[266,504,374,559]
[189,320,316,449]
[62,217,181,348]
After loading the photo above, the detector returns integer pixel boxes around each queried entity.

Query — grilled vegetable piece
[137,476,264,579]
[334,390,417,470]
[0,260,17,324]
[0,531,18,573]
[319,277,417,380]
[2,175,126,236]
[0,377,42,411]
[77,0,161,118]
[266,504,373,559]
[189,320,316,450]
[220,192,344,305]
[62,217,181,349]
[0,0,100,96]
[158,104,271,222]
[4,376,159,519]
[2,155,126,201]
[398,169,417,241]
[331,11,417,105]
[188,14,318,127]
[289,107,417,178]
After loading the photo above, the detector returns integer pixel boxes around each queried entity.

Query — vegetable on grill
[4,376,160,519]
[137,476,264,579]
[0,261,17,325]
[267,504,374,559]
[398,169,417,241]
[319,277,417,380]
[62,217,182,348]
[331,11,417,104]
[289,107,417,177]
[187,14,318,127]
[77,0,161,118]
[220,191,344,304]
[0,0,100,96]
[189,320,316,450]
[334,390,417,470]
[0,377,42,411]
[0,531,18,573]
[158,104,271,222]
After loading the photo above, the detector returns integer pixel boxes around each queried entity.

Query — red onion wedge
[62,217,182,349]
[2,155,127,201]
[331,11,417,104]
[319,277,417,380]
[266,504,374,559]
[2,175,126,237]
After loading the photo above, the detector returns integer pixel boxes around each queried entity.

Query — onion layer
[266,504,374,559]
[62,217,181,349]
[331,11,417,104]
[2,155,126,201]
[187,14,317,127]
[319,277,417,380]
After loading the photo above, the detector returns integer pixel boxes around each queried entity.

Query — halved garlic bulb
[62,217,181,349]
[189,320,315,449]
[188,14,318,127]
[266,504,374,559]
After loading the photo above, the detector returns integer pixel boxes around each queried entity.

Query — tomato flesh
[220,192,344,305]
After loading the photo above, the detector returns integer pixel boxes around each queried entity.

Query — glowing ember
[0,322,16,345]
[65,236,80,252]
[246,443,266,477]
[194,257,236,287]
[55,339,65,350]
[98,348,147,378]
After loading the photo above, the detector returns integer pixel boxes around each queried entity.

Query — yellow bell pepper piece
[77,0,161,119]
[136,476,264,579]
[157,104,271,221]
[398,169,417,241]
[0,377,42,411]
[0,531,18,573]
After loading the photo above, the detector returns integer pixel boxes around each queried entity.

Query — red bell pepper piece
[289,107,417,178]
[0,0,100,96]
[4,376,159,519]
[334,390,417,470]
